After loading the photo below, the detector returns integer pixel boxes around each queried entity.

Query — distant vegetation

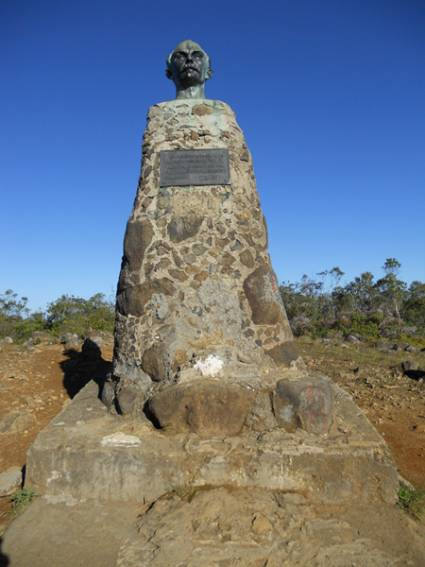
[1,258,424,344]
[280,258,425,343]
[0,290,114,341]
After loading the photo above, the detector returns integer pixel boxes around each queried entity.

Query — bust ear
[205,57,213,80]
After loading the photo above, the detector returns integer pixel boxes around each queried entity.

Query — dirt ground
[0,336,424,535]
[0,339,113,534]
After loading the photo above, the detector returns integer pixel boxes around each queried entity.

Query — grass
[297,336,425,368]
[397,484,425,520]
[10,487,38,515]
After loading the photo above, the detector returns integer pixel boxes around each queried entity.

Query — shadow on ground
[0,538,9,567]
[60,339,112,399]
[405,369,425,381]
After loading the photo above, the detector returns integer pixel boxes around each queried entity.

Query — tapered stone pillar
[108,99,296,415]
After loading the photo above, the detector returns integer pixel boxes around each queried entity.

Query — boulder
[346,334,361,343]
[147,380,255,437]
[265,341,299,367]
[272,376,334,434]
[115,374,152,415]
[243,266,285,326]
[60,333,81,348]
[30,331,54,345]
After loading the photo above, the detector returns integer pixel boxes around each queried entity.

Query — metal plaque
[160,149,230,187]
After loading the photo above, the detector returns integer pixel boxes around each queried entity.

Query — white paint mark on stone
[281,406,295,423]
[193,355,224,377]
[47,470,61,484]
[101,433,142,447]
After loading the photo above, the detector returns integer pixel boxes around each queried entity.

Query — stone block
[0,466,22,496]
[123,219,153,271]
[147,380,255,436]
[243,266,285,325]
[116,278,175,317]
[167,214,203,242]
[244,390,276,432]
[115,374,152,416]
[273,376,334,434]
[266,341,299,367]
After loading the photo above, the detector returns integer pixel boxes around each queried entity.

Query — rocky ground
[0,334,424,539]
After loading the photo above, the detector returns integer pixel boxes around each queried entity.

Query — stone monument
[105,39,298,422]
[4,41,421,567]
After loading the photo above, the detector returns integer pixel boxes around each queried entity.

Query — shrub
[349,312,380,340]
[397,484,425,520]
[13,313,46,341]
[46,293,114,336]
[11,487,38,515]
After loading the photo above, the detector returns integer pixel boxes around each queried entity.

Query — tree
[375,258,406,320]
[343,272,376,314]
[0,289,32,338]
[402,281,425,329]
[279,260,424,340]
[0,289,29,319]
[383,258,401,276]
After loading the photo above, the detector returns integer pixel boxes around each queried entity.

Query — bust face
[167,40,210,90]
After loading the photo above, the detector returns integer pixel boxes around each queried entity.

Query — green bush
[13,313,46,341]
[349,312,380,339]
[46,293,115,336]
[310,325,329,339]
[11,487,38,515]
[398,484,425,520]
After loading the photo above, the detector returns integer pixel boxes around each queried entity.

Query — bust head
[166,40,212,99]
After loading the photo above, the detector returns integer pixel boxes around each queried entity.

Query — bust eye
[192,51,203,59]
[173,51,186,61]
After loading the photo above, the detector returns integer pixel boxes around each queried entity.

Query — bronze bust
[166,39,212,99]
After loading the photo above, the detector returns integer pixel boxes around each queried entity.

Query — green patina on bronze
[166,39,212,99]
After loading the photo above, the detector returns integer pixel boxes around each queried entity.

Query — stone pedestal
[24,379,398,505]
[110,99,295,414]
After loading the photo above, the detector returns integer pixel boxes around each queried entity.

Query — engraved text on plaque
[160,149,230,187]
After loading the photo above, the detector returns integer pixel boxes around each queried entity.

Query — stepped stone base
[4,375,425,566]
[24,377,398,505]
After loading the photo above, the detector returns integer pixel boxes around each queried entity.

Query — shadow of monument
[60,339,112,399]
[0,538,9,567]
[405,368,425,381]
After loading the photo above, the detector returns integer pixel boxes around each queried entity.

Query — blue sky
[1,0,424,310]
